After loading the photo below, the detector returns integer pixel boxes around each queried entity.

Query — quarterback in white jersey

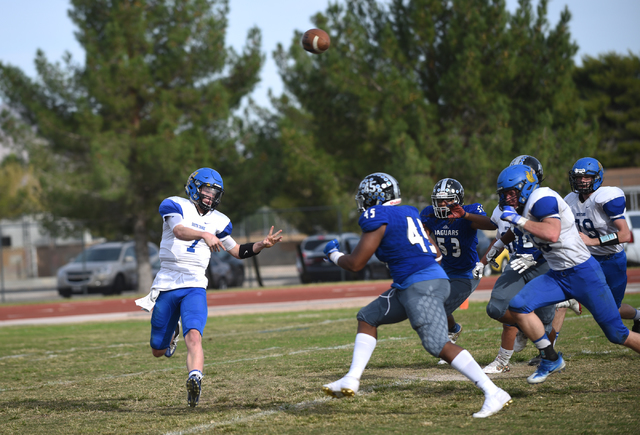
[565,157,639,331]
[136,168,283,408]
[495,164,640,386]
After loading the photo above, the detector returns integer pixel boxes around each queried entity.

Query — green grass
[1,294,639,434]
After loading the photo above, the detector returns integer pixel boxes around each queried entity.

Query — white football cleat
[483,357,511,374]
[473,388,513,418]
[164,320,181,358]
[322,376,359,398]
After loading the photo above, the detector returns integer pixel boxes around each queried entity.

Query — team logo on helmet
[355,173,401,212]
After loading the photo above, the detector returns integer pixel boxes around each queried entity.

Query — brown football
[301,28,330,54]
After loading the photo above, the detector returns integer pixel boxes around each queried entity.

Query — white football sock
[451,350,498,396]
[345,333,377,380]
[497,347,513,363]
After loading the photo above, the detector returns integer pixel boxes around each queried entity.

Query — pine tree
[574,52,640,168]
[270,0,595,224]
[0,0,263,290]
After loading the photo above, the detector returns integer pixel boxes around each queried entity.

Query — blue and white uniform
[136,196,238,350]
[356,204,452,356]
[420,203,487,315]
[485,205,554,331]
[565,186,628,307]
[508,187,629,344]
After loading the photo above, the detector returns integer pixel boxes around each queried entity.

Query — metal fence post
[0,225,4,303]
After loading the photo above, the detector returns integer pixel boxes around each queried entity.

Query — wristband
[238,243,259,259]
[435,256,443,262]
[329,252,345,264]
[515,217,529,229]
[599,233,619,246]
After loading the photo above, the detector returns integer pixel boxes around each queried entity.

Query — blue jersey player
[135,168,283,407]
[321,172,511,418]
[420,178,497,346]
[497,164,640,384]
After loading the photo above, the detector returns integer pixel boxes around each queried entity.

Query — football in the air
[301,28,330,54]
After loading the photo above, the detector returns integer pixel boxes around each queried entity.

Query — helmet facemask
[431,192,460,219]
[569,172,596,194]
[498,187,524,213]
[197,185,224,213]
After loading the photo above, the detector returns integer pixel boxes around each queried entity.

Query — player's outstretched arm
[227,226,284,259]
[326,225,385,272]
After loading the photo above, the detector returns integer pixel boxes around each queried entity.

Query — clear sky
[0,0,638,109]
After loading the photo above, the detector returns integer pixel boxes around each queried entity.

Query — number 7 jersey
[359,204,444,287]
[154,196,234,290]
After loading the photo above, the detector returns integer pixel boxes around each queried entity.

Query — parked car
[206,251,245,289]
[625,211,640,265]
[211,251,245,287]
[57,241,159,297]
[296,233,391,283]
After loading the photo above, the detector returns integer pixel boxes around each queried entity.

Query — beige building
[604,167,640,211]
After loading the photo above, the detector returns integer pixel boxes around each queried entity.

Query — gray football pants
[357,279,451,357]
[485,261,555,333]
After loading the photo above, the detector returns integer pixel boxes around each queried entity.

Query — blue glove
[500,206,528,228]
[323,239,341,263]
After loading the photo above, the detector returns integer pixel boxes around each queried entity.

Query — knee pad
[486,300,506,320]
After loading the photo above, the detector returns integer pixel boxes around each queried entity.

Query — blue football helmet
[569,157,603,194]
[510,155,544,183]
[496,164,539,212]
[355,172,401,213]
[185,168,224,213]
[431,178,465,219]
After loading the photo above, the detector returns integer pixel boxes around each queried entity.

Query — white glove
[500,206,529,229]
[472,262,484,280]
[510,254,537,274]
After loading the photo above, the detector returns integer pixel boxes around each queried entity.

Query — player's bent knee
[416,324,446,357]
[486,302,506,320]
[601,325,628,345]
[507,294,531,313]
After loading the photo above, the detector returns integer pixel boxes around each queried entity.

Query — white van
[625,211,640,265]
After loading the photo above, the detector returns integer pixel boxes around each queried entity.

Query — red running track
[2,269,640,322]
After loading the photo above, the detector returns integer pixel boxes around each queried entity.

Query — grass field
[1,294,639,435]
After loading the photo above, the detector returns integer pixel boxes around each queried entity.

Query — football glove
[500,206,528,228]
[323,239,343,264]
[447,203,467,219]
[472,262,484,280]
[510,254,537,274]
